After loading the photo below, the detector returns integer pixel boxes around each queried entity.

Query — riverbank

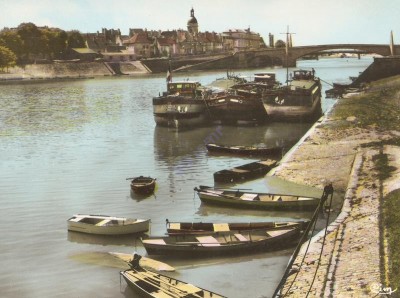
[271,75,400,296]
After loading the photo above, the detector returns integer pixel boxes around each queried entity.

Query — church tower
[187,8,198,36]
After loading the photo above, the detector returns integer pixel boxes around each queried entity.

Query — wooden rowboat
[67,214,150,235]
[129,176,156,194]
[165,219,310,235]
[142,227,301,257]
[194,186,321,211]
[206,143,282,157]
[213,159,277,183]
[120,255,226,297]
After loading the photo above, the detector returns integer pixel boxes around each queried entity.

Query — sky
[1,0,399,46]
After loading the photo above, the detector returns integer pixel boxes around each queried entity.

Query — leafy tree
[275,39,286,48]
[0,29,23,57]
[67,30,85,48]
[17,22,43,61]
[0,45,17,71]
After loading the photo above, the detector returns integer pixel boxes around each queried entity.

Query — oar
[110,252,175,272]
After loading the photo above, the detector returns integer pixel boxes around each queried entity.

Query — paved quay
[269,86,400,297]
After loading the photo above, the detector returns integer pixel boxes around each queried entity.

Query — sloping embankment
[273,75,400,296]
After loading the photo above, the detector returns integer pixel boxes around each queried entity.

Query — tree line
[0,22,86,71]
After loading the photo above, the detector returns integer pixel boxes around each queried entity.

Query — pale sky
[1,0,399,46]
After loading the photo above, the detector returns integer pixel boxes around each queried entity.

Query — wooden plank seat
[196,236,220,246]
[234,233,249,242]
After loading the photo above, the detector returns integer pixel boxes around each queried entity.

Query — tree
[17,22,43,61]
[67,30,85,48]
[275,39,286,48]
[0,29,23,57]
[0,45,17,71]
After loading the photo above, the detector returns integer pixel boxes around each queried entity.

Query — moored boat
[120,259,226,297]
[194,186,321,211]
[262,69,322,122]
[141,227,300,257]
[67,214,150,235]
[165,219,310,235]
[213,159,278,183]
[152,81,212,128]
[128,176,156,194]
[206,143,282,157]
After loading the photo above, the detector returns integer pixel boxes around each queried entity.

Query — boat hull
[206,95,266,124]
[213,159,277,183]
[206,143,282,157]
[67,215,150,235]
[130,177,156,194]
[153,96,208,128]
[142,228,300,257]
[262,81,322,122]
[195,187,320,211]
[121,267,226,298]
[166,220,309,235]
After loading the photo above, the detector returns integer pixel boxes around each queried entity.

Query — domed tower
[187,8,198,36]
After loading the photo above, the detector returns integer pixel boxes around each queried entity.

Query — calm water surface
[0,57,373,298]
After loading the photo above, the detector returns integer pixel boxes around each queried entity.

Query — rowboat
[206,143,282,157]
[165,219,310,235]
[67,214,150,235]
[121,267,226,298]
[194,186,321,211]
[129,176,156,194]
[213,159,277,183]
[142,227,300,257]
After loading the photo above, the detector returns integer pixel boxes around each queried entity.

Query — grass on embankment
[325,75,400,131]
[325,76,400,291]
[383,190,400,292]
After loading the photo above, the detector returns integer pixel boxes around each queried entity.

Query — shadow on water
[67,231,146,247]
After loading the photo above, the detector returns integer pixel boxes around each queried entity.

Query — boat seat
[213,223,230,232]
[143,239,166,245]
[240,193,259,201]
[266,229,291,237]
[234,233,249,242]
[258,195,274,201]
[169,223,180,230]
[95,219,111,226]
[196,236,220,246]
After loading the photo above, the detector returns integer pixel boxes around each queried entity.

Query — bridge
[236,44,400,67]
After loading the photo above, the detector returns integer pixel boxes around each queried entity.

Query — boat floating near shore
[262,69,322,122]
[142,226,300,257]
[213,159,278,183]
[206,143,283,157]
[67,214,150,235]
[165,219,310,235]
[194,186,321,211]
[152,80,212,128]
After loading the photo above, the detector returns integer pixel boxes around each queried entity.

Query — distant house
[123,32,154,58]
[155,37,177,57]
[222,28,263,52]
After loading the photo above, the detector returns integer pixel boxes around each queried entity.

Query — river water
[0,57,373,298]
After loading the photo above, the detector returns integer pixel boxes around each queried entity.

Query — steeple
[187,7,198,36]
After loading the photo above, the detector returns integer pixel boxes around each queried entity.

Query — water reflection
[67,231,146,246]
